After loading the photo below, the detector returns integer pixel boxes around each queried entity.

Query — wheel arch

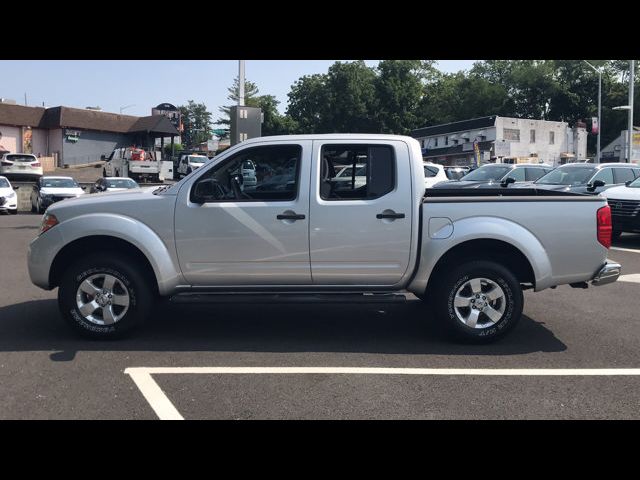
[424,239,536,298]
[49,235,159,295]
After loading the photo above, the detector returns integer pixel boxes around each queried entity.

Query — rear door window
[525,167,547,181]
[613,168,636,184]
[320,144,395,200]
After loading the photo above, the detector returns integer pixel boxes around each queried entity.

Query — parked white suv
[423,162,448,188]
[0,176,18,214]
[0,153,43,179]
[176,155,208,178]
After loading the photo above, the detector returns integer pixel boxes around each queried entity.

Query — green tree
[217,77,260,126]
[178,100,213,148]
[374,60,435,134]
[218,77,296,136]
[286,73,330,133]
[287,61,379,133]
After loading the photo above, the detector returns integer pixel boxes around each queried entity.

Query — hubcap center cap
[96,292,109,307]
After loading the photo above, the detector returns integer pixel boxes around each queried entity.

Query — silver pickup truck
[28,134,621,342]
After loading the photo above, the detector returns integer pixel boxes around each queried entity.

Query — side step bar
[169,292,410,304]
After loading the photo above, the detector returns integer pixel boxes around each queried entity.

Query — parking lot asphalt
[1,213,639,419]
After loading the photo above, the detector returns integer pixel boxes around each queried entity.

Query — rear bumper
[591,261,622,286]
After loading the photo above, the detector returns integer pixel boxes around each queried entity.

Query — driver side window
[592,168,614,185]
[194,144,301,202]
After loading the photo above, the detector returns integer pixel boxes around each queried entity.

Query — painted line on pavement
[618,274,640,283]
[611,246,640,253]
[125,367,640,420]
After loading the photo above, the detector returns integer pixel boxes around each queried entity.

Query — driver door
[174,141,312,286]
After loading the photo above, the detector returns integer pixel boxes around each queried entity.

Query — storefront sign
[65,129,80,143]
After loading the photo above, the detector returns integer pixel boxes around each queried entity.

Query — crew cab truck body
[28,134,620,342]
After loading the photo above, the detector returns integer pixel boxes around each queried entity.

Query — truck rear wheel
[57,253,154,339]
[432,260,523,343]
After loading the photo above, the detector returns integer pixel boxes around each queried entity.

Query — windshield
[535,166,596,186]
[42,178,79,188]
[106,178,138,189]
[628,177,640,188]
[190,156,207,164]
[0,178,10,188]
[461,165,513,181]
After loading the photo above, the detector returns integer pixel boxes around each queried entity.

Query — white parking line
[124,366,640,420]
[619,274,640,283]
[611,246,640,253]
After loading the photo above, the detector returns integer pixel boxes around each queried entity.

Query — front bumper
[591,261,622,286]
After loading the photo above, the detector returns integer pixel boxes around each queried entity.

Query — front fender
[408,216,554,294]
[49,213,183,295]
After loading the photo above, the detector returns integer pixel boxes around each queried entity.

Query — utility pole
[583,61,602,163]
[239,60,245,106]
[629,60,635,163]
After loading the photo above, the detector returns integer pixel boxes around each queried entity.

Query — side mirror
[588,179,606,191]
[13,186,19,190]
[626,180,633,186]
[192,178,222,203]
[501,177,516,187]
[100,155,106,161]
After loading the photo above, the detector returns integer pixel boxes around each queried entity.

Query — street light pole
[628,60,635,164]
[584,61,602,163]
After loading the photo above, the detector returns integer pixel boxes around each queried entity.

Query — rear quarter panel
[408,196,608,293]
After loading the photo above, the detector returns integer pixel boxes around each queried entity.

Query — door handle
[376,212,405,219]
[277,213,306,220]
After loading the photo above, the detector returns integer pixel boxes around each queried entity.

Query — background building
[0,102,179,166]
[411,116,588,166]
[601,127,640,163]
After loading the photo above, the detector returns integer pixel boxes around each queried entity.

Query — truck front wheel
[433,260,523,343]
[57,253,154,339]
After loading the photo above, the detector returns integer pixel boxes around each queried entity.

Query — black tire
[57,253,154,339]
[612,229,623,241]
[37,199,44,214]
[432,260,523,344]
[103,168,107,177]
[30,200,36,213]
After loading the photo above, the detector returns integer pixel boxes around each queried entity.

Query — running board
[169,292,409,304]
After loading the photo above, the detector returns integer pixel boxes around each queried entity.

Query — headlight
[7,191,16,199]
[39,213,59,235]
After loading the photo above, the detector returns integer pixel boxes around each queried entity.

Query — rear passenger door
[613,167,638,185]
[309,140,413,286]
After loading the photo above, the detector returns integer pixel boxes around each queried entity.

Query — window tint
[505,167,526,181]
[613,168,636,184]
[6,154,37,162]
[525,167,547,181]
[196,144,301,201]
[41,178,78,188]
[592,168,614,184]
[320,144,395,200]
[424,165,439,177]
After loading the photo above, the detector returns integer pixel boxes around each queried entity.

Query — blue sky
[0,60,476,123]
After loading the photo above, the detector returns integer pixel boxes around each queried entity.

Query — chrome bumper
[591,261,622,286]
